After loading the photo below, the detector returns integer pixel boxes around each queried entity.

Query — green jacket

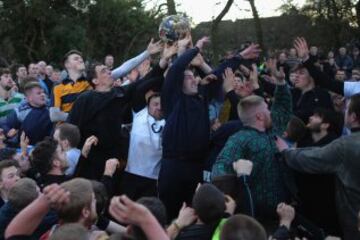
[212,84,292,216]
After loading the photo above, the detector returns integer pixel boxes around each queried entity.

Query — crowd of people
[0,28,358,240]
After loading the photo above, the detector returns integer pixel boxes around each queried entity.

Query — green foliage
[0,0,160,67]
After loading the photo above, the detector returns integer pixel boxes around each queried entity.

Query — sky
[146,0,306,24]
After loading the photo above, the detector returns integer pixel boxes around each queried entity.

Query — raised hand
[162,43,178,60]
[195,36,210,51]
[177,33,192,49]
[20,132,30,155]
[239,43,261,60]
[104,158,119,177]
[222,67,235,93]
[81,135,98,158]
[225,195,236,215]
[42,183,70,210]
[294,37,309,61]
[175,202,197,229]
[265,58,285,85]
[249,64,260,89]
[190,53,205,67]
[276,203,295,229]
[147,38,163,55]
[200,74,217,85]
[232,159,253,176]
[109,195,151,225]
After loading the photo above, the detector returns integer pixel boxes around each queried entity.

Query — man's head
[352,68,360,81]
[353,47,359,56]
[0,68,14,91]
[237,95,271,130]
[50,68,61,83]
[0,160,20,196]
[16,65,27,81]
[8,178,39,211]
[86,62,113,90]
[335,69,346,82]
[339,47,347,56]
[310,46,318,56]
[24,82,46,107]
[30,138,68,176]
[63,50,85,73]
[182,69,199,95]
[289,48,297,58]
[345,93,360,129]
[37,61,47,76]
[278,52,287,63]
[220,214,267,240]
[233,72,253,98]
[147,94,162,120]
[46,65,54,77]
[28,63,39,78]
[53,123,80,151]
[192,184,226,225]
[104,55,114,69]
[292,65,315,91]
[307,108,343,136]
[59,178,97,228]
[284,116,306,143]
[130,197,167,240]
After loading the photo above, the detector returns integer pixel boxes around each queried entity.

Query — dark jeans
[120,172,158,201]
[158,158,203,223]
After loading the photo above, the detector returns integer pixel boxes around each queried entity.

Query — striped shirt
[0,92,24,123]
[52,77,90,113]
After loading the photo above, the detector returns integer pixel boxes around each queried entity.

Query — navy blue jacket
[4,102,52,145]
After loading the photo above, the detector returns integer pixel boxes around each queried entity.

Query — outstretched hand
[239,43,261,60]
[195,36,210,51]
[147,38,163,55]
[294,37,309,61]
[81,135,98,158]
[265,58,286,85]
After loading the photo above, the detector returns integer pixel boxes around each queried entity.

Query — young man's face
[28,64,39,77]
[148,96,162,120]
[182,70,199,95]
[0,166,20,192]
[335,71,346,82]
[307,113,323,132]
[26,87,46,107]
[45,65,53,77]
[94,65,113,89]
[0,73,13,91]
[16,67,27,79]
[294,68,313,90]
[65,54,85,72]
[104,56,114,68]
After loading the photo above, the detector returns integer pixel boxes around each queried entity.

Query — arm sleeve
[211,55,243,80]
[111,50,150,79]
[132,76,164,113]
[283,138,343,174]
[271,84,293,136]
[161,47,200,117]
[51,85,62,108]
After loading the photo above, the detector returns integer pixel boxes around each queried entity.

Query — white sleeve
[344,81,360,98]
[111,50,150,79]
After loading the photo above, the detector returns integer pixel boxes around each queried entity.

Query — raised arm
[161,36,209,117]
[111,38,163,79]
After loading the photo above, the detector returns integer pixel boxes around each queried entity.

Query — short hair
[220,214,267,240]
[0,68,11,77]
[0,148,17,161]
[63,50,83,65]
[55,123,81,148]
[192,183,226,225]
[132,197,167,240]
[58,178,93,223]
[86,62,102,88]
[285,116,307,142]
[147,93,161,105]
[50,223,88,240]
[16,64,26,71]
[8,178,38,211]
[237,95,265,125]
[348,94,360,123]
[23,81,42,96]
[30,138,58,176]
[0,160,19,180]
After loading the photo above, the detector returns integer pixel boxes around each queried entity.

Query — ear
[63,139,70,149]
[255,112,263,121]
[82,207,90,219]
[92,78,99,86]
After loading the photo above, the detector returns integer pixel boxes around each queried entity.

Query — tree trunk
[248,0,264,50]
[356,0,360,38]
[166,0,177,15]
[211,0,234,63]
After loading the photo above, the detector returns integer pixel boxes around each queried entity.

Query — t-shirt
[175,224,214,240]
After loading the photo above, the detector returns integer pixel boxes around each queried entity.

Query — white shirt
[125,108,165,179]
[344,81,360,98]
